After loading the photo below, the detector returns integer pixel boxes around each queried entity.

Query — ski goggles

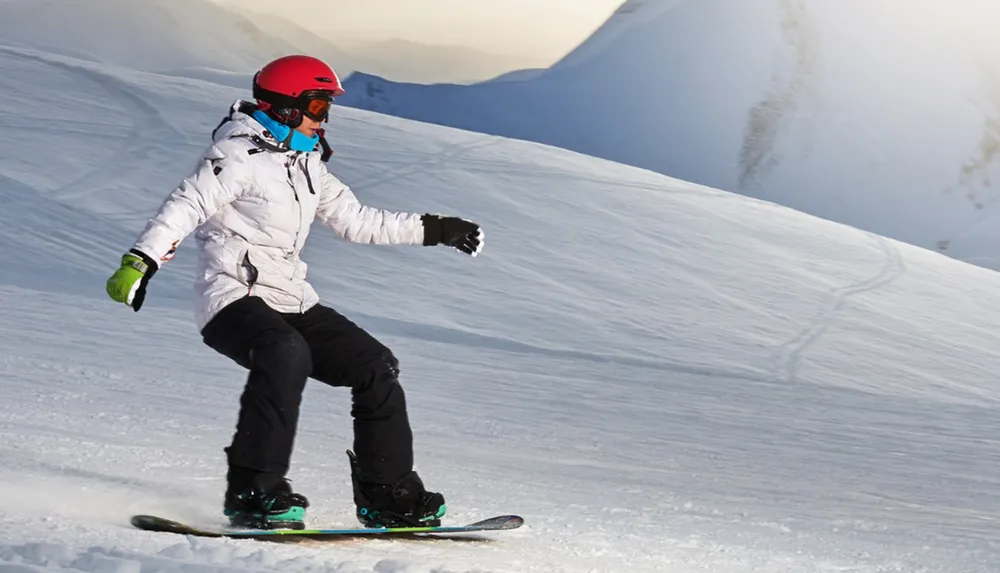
[262,91,335,124]
[299,92,334,122]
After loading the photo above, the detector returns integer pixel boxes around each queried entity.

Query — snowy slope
[3,44,1000,573]
[337,0,1000,266]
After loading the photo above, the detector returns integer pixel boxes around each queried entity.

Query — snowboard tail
[130,514,523,541]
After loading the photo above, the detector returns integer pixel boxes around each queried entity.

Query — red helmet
[253,55,345,126]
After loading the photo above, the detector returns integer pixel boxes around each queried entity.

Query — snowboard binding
[347,450,447,528]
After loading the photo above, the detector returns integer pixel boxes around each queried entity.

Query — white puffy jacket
[132,100,425,331]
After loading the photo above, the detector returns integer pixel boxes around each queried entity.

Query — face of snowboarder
[295,114,323,139]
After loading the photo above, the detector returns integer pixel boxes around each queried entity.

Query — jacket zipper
[286,154,307,312]
[303,163,316,195]
[286,155,302,253]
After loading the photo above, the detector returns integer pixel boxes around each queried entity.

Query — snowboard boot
[223,469,309,530]
[347,450,447,528]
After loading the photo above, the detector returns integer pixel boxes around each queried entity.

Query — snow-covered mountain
[232,8,551,84]
[3,38,1000,572]
[0,0,548,94]
[223,9,362,75]
[0,0,302,72]
[337,0,1000,267]
[340,39,551,84]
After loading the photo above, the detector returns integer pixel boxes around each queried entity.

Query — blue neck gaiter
[252,110,319,153]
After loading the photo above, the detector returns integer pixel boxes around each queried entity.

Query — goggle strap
[253,85,300,112]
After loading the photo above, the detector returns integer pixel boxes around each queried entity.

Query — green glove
[106,251,157,311]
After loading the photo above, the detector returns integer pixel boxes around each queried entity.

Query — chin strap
[318,129,333,162]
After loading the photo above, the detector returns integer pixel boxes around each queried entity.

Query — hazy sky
[219,0,626,59]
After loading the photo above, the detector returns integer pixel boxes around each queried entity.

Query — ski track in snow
[0,46,186,203]
[772,233,905,383]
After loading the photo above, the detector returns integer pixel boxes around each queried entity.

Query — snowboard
[130,513,523,542]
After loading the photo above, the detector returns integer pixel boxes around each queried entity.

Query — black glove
[421,214,484,256]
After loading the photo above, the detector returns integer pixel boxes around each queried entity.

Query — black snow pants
[200,295,412,490]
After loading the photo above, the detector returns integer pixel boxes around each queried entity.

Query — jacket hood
[212,99,276,145]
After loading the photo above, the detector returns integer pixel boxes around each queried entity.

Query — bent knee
[382,352,400,379]
[350,351,401,393]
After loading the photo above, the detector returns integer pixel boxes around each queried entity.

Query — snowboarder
[105,55,483,530]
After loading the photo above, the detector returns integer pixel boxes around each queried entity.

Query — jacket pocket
[236,248,259,287]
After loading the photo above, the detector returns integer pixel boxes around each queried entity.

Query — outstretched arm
[314,168,425,245]
[314,163,484,256]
